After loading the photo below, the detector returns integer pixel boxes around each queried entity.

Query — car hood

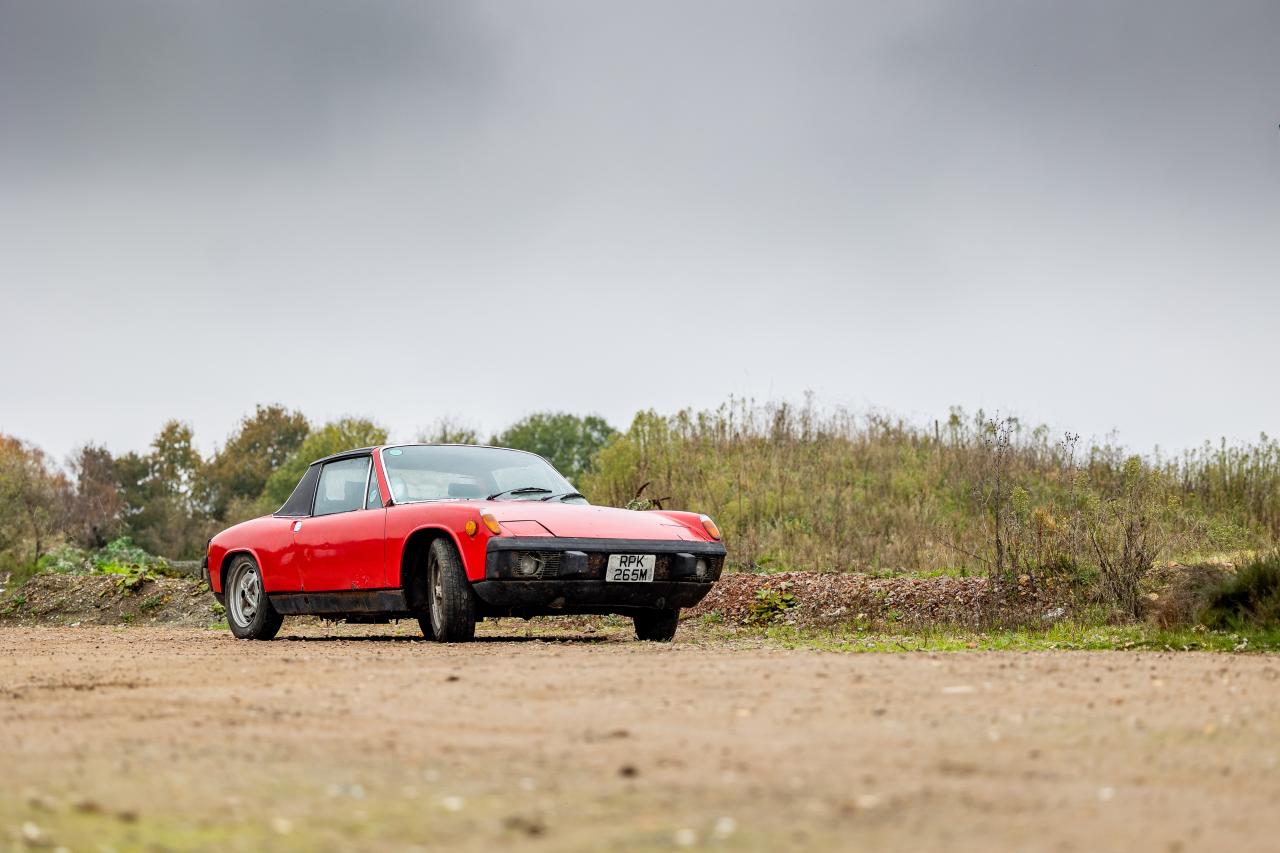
[483,501,701,541]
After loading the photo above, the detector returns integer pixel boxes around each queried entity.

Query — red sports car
[204,444,726,642]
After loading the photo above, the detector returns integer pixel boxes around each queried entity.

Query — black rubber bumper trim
[471,579,714,613]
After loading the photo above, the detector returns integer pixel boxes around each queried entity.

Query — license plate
[606,554,655,582]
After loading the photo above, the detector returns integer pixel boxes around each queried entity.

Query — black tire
[225,555,283,641]
[416,616,436,641]
[426,538,476,642]
[633,609,680,642]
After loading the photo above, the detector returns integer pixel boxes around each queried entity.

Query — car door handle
[293,521,303,532]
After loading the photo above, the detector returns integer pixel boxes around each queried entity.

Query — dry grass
[581,399,1275,580]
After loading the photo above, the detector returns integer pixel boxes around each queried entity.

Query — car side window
[314,457,371,516]
[366,463,384,509]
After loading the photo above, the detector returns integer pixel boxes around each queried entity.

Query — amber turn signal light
[481,512,502,535]
[464,520,478,537]
[699,514,721,540]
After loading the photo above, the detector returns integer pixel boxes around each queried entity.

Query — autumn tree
[262,418,389,506]
[0,436,67,567]
[65,444,123,548]
[200,404,309,519]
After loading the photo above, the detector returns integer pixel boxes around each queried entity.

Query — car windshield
[380,445,581,504]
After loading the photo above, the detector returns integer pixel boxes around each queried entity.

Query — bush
[749,583,798,624]
[1200,552,1280,629]
[92,536,166,572]
[37,544,92,574]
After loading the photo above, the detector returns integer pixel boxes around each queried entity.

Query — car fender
[209,542,268,596]
[650,509,720,542]
[385,509,493,586]
[208,513,301,594]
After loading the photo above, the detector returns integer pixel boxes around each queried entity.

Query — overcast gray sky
[2,0,1277,463]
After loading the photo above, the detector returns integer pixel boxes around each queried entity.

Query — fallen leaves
[690,571,1069,628]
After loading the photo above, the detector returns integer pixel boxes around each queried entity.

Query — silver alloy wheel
[230,564,262,628]
[429,555,445,629]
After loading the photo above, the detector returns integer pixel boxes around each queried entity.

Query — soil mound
[3,569,1073,630]
[689,570,1067,627]
[1,573,218,627]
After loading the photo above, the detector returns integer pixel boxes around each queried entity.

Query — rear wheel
[426,538,476,643]
[633,609,680,642]
[226,555,283,641]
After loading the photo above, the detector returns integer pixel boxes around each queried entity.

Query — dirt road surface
[2,623,1278,851]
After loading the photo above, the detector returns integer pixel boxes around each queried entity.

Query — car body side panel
[384,503,492,584]
[293,508,387,590]
[208,515,302,594]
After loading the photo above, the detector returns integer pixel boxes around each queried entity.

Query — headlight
[517,553,539,576]
[695,558,708,578]
[699,514,721,540]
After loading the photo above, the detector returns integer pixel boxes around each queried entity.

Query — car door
[293,455,386,591]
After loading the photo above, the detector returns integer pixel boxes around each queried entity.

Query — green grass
[744,621,1280,653]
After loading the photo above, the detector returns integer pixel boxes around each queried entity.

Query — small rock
[502,814,546,836]
[713,816,738,838]
[854,793,883,810]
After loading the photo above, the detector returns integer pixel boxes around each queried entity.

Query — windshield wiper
[486,486,553,500]
[539,492,586,502]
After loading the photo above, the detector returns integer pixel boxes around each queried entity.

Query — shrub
[1200,552,1280,629]
[749,583,798,624]
[1083,457,1178,618]
[92,536,163,571]
[37,544,92,574]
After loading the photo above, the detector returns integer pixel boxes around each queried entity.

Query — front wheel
[426,538,476,642]
[633,609,680,642]
[226,555,283,641]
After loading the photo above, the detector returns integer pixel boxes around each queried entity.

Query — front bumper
[474,536,727,616]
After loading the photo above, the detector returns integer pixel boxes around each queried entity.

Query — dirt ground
[2,623,1279,852]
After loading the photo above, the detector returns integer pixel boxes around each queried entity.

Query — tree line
[0,406,615,571]
[4,397,1278,611]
